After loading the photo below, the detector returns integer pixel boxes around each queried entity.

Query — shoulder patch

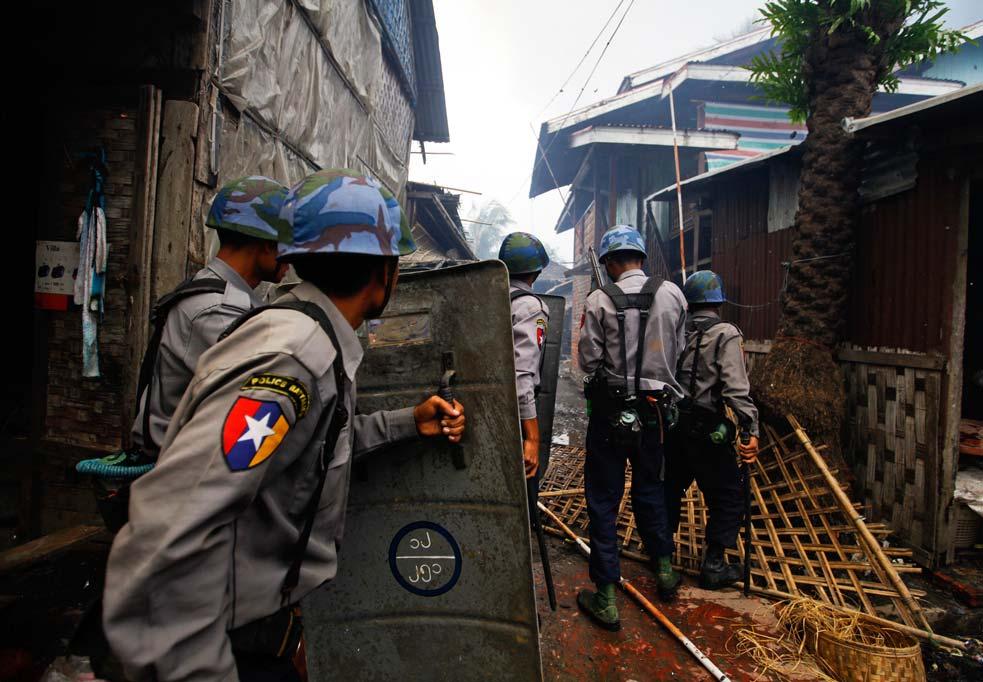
[536,317,547,348]
[222,397,291,471]
[241,373,311,419]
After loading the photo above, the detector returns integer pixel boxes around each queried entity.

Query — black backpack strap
[219,300,350,606]
[136,277,228,444]
[685,316,727,400]
[632,277,663,396]
[599,279,661,397]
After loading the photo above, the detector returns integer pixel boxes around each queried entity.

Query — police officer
[666,270,759,590]
[103,170,466,681]
[130,176,292,463]
[577,225,688,630]
[499,232,550,479]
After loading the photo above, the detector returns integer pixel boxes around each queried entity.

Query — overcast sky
[408,0,981,266]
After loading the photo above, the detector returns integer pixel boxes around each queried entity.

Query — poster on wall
[35,240,80,310]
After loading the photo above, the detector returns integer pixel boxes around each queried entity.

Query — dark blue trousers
[665,429,744,549]
[584,414,674,585]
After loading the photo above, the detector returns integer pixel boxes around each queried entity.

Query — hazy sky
[408,0,981,265]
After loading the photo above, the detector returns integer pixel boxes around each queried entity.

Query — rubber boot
[655,555,681,602]
[700,543,741,590]
[577,583,621,632]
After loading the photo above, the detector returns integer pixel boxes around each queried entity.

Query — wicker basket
[814,623,926,682]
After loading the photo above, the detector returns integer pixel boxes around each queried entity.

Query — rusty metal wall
[706,169,791,341]
[849,152,963,354]
[707,154,961,353]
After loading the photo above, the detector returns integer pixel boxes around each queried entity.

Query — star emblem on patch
[222,397,291,471]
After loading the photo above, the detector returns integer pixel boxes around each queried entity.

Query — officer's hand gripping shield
[302,261,542,681]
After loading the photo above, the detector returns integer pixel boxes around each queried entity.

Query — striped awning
[701,102,806,170]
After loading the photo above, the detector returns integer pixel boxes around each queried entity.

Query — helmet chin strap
[367,258,399,319]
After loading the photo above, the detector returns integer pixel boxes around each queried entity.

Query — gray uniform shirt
[676,310,760,437]
[509,281,549,420]
[131,257,262,459]
[104,281,418,682]
[578,269,688,397]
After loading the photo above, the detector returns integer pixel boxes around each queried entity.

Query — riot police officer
[666,270,759,590]
[498,232,551,479]
[577,225,688,630]
[131,176,292,463]
[103,170,467,681]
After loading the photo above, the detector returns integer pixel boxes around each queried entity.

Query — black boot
[699,544,740,590]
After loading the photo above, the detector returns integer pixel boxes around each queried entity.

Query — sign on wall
[35,240,79,310]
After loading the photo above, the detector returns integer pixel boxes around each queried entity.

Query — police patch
[536,318,547,348]
[241,373,310,419]
[222,398,291,471]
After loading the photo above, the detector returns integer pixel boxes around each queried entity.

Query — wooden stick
[539,502,734,681]
[786,414,933,632]
[539,488,585,498]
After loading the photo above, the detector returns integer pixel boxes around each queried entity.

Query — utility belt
[229,605,303,660]
[584,375,678,446]
[676,400,734,445]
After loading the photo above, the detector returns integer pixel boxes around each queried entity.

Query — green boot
[655,556,681,601]
[577,583,621,631]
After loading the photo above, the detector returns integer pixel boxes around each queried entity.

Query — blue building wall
[922,41,983,84]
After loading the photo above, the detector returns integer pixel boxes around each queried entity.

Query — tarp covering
[217,0,411,192]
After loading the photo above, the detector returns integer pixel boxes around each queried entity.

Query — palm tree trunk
[752,9,904,445]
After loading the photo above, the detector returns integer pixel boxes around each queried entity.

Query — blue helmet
[682,270,726,304]
[498,232,550,274]
[598,225,646,262]
[206,176,290,242]
[278,169,416,260]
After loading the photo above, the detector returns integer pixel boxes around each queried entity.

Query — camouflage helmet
[498,232,550,275]
[682,270,726,304]
[206,176,290,242]
[598,225,646,262]
[278,169,416,260]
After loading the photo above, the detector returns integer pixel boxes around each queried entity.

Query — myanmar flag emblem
[222,397,290,471]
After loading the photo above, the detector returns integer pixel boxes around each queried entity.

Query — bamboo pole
[786,414,933,632]
[538,502,733,682]
[668,88,687,283]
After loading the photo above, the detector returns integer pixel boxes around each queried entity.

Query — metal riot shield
[534,294,565,480]
[303,261,542,682]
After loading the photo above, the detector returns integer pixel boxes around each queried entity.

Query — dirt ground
[531,536,826,681]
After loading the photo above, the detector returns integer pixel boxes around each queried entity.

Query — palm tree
[467,200,516,260]
[747,0,966,442]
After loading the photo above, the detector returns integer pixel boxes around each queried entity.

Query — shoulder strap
[136,277,228,442]
[220,300,349,606]
[149,278,227,325]
[686,317,728,399]
[600,278,662,396]
[509,289,536,303]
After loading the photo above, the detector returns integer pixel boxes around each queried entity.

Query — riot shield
[303,261,542,682]
[534,294,565,480]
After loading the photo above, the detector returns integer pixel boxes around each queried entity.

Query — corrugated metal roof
[648,144,800,201]
[843,82,983,134]
[618,27,772,93]
[410,0,449,143]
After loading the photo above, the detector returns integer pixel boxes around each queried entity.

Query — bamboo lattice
[540,419,930,631]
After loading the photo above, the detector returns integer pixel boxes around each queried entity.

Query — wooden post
[669,88,687,282]
[121,86,162,445]
[940,177,970,564]
[608,153,617,227]
[152,100,200,303]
